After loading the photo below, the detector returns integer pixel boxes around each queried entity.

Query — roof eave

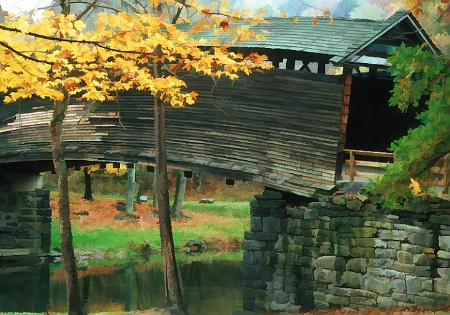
[339,10,440,66]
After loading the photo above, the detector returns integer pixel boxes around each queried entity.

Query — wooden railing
[344,149,395,185]
[431,154,450,194]
[344,150,449,193]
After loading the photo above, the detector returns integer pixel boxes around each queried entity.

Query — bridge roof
[191,9,439,67]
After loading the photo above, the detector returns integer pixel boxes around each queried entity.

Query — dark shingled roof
[189,9,439,66]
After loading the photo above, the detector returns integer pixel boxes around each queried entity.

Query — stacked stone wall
[243,189,450,313]
[0,188,51,257]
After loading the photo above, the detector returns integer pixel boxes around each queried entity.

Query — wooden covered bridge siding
[0,69,344,197]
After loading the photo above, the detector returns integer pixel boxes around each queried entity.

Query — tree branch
[172,0,186,24]
[0,41,53,65]
[76,0,101,20]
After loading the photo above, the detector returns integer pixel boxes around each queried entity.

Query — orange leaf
[189,91,198,100]
[324,10,331,16]
[169,64,181,71]
[220,19,229,29]
[312,16,318,26]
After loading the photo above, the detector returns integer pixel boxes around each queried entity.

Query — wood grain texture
[0,69,344,197]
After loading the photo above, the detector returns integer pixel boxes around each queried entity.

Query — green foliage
[367,44,450,208]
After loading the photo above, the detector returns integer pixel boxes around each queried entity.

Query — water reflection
[0,259,243,315]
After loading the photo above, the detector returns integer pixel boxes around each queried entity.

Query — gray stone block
[316,256,346,271]
[377,296,397,308]
[407,232,434,247]
[392,279,406,293]
[401,243,423,254]
[413,253,429,265]
[435,278,450,294]
[350,297,377,307]
[350,247,375,258]
[365,277,392,295]
[342,271,362,288]
[287,208,304,219]
[370,258,394,268]
[346,258,368,273]
[393,262,416,273]
[437,250,450,260]
[439,235,450,251]
[325,294,349,305]
[250,217,263,232]
[437,267,450,280]
[314,269,342,285]
[244,239,266,251]
[262,217,281,233]
[406,275,423,295]
[387,241,401,250]
[414,296,436,308]
[243,250,254,265]
[397,251,413,264]
[391,293,408,302]
[375,248,397,259]
[421,279,433,292]
[374,239,388,248]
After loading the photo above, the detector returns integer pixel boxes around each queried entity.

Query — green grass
[181,201,250,218]
[50,201,249,262]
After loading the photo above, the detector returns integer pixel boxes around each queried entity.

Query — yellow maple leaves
[409,178,422,196]
[0,1,272,108]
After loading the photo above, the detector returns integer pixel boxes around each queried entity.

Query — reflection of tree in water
[7,261,242,314]
[82,275,90,308]
[125,267,133,311]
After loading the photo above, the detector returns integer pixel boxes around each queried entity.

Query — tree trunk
[136,164,145,204]
[126,163,136,216]
[152,171,157,206]
[51,95,85,315]
[82,168,94,201]
[171,170,186,218]
[154,59,184,313]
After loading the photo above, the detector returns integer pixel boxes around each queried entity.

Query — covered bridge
[0,9,439,199]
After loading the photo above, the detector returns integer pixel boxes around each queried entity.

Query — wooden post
[349,150,355,186]
[286,58,296,70]
[334,67,353,182]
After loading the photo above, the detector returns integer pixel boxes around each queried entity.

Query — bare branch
[76,0,101,20]
[172,0,186,24]
[0,41,53,65]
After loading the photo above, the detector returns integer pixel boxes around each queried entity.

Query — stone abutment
[0,174,51,261]
[243,189,450,313]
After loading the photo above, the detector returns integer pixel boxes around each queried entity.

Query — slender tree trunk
[154,58,184,313]
[152,171,157,206]
[126,163,136,216]
[136,164,145,204]
[82,168,94,201]
[171,170,186,218]
[51,95,85,315]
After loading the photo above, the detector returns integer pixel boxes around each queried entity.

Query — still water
[0,259,243,315]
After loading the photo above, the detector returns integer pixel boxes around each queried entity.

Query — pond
[0,259,243,315]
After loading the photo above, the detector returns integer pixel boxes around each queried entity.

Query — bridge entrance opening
[345,73,422,153]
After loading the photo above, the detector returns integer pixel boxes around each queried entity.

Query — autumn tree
[0,1,271,313]
[367,1,449,208]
